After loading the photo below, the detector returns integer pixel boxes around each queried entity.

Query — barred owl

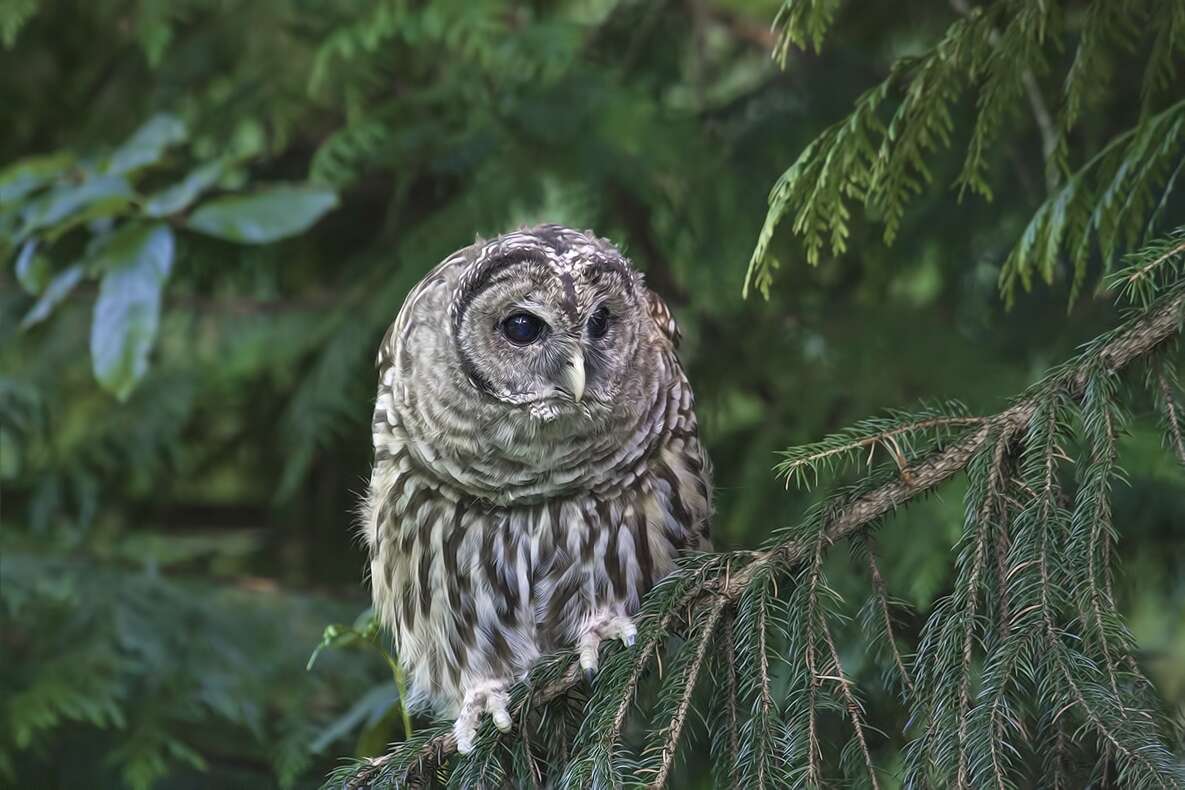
[361,225,711,752]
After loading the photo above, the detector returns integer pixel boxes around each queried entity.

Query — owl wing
[375,249,473,370]
[645,288,682,348]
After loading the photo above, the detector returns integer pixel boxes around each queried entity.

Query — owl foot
[454,678,512,755]
[578,611,638,680]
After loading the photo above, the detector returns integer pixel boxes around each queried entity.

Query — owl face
[449,227,647,423]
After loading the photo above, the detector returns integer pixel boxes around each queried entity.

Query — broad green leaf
[187,185,339,244]
[0,152,75,205]
[21,264,85,329]
[143,159,228,217]
[106,114,188,175]
[89,224,175,400]
[0,0,38,48]
[14,239,48,294]
[19,174,134,238]
[42,194,136,243]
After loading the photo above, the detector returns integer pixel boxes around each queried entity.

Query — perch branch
[344,287,1185,789]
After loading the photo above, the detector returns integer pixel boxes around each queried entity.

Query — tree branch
[343,287,1185,789]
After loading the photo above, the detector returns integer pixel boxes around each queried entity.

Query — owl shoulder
[645,288,682,348]
[375,249,474,369]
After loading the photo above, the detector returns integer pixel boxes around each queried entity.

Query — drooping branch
[339,286,1185,789]
[862,537,916,694]
[647,594,727,789]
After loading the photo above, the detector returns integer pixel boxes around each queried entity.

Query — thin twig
[1156,368,1185,467]
[949,0,1058,192]
[1049,711,1070,790]
[988,644,1023,790]
[820,614,881,790]
[721,612,741,789]
[1054,652,1173,790]
[864,541,916,695]
[804,530,826,787]
[649,594,727,789]
[1124,239,1185,291]
[1087,405,1124,707]
[781,416,986,489]
[957,432,1009,788]
[609,576,713,744]
[755,592,773,789]
[993,486,1013,630]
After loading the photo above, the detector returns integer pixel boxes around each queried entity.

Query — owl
[361,224,712,753]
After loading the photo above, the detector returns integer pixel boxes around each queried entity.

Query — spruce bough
[332,234,1185,788]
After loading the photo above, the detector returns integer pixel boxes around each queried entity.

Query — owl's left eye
[502,312,547,345]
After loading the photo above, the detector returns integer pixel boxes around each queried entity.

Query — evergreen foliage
[332,235,1185,788]
[746,0,1185,306]
[2,1,1184,788]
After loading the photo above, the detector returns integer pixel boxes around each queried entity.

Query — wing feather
[645,288,682,348]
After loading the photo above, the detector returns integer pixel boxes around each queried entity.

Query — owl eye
[501,312,547,345]
[587,305,610,339]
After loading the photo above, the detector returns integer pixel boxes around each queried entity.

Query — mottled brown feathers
[360,225,712,728]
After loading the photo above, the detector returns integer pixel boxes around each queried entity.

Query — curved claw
[577,611,639,680]
[454,679,512,754]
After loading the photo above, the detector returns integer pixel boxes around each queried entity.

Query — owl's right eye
[501,312,547,345]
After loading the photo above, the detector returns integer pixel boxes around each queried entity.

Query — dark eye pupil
[502,312,545,344]
[588,306,610,339]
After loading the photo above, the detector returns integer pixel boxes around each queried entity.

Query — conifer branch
[647,594,727,789]
[776,414,985,489]
[338,283,1185,789]
[949,0,1057,191]
[1052,648,1175,789]
[718,613,741,788]
[751,588,775,788]
[804,531,826,786]
[987,644,1024,790]
[1155,367,1185,466]
[820,613,881,789]
[957,432,1009,787]
[863,541,916,695]
[992,490,1013,629]
[1084,393,1124,705]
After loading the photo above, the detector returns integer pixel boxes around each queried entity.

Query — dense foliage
[1,0,1183,788]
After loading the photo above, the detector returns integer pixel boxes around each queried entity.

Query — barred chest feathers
[359,225,712,752]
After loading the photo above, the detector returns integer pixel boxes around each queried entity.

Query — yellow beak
[562,347,586,402]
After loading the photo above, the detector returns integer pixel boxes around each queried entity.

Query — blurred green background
[1,1,1182,787]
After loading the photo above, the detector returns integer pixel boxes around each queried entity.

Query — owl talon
[454,679,512,754]
[578,611,638,677]
[584,667,596,685]
[579,639,600,676]
[614,617,638,648]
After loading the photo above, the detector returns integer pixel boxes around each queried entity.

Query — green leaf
[21,264,86,329]
[89,224,175,400]
[106,114,188,176]
[13,239,48,294]
[187,185,339,244]
[142,159,228,217]
[0,0,38,48]
[19,174,135,238]
[0,152,75,205]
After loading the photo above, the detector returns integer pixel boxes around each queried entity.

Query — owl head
[448,225,651,423]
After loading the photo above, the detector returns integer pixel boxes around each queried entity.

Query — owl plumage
[361,225,711,752]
